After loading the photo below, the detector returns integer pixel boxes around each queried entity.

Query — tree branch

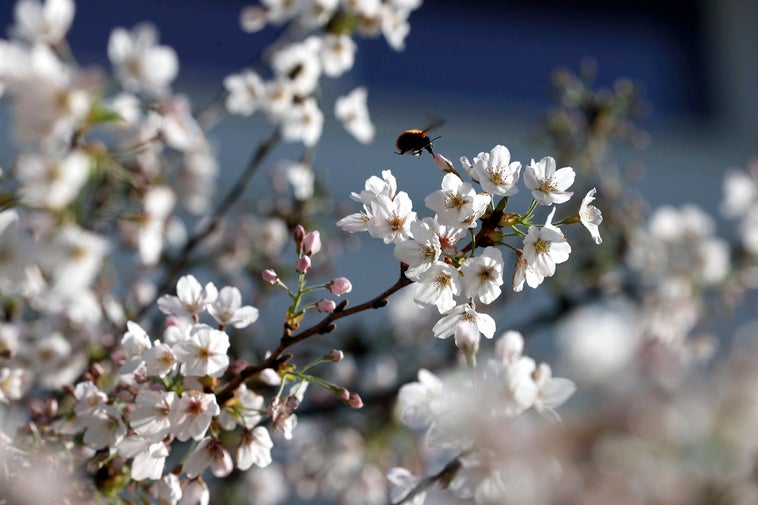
[216,269,413,404]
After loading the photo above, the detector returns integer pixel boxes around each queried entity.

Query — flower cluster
[391,331,575,504]
[224,0,423,146]
[338,146,603,354]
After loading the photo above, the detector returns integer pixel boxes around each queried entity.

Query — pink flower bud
[348,392,363,409]
[434,153,455,173]
[303,230,321,256]
[337,387,350,401]
[324,349,344,362]
[296,255,311,274]
[328,277,352,296]
[261,268,279,285]
[293,224,306,253]
[316,298,336,313]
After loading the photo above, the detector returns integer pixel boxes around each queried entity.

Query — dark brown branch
[392,456,463,505]
[216,271,413,404]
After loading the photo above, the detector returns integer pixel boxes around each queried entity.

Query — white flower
[459,247,504,304]
[16,149,89,211]
[157,275,218,318]
[129,389,176,441]
[1,43,90,146]
[208,286,259,329]
[432,304,496,340]
[137,185,177,266]
[532,363,576,422]
[469,145,521,196]
[179,478,209,505]
[120,320,152,374]
[170,390,219,442]
[261,78,295,120]
[223,70,266,116]
[579,188,603,244]
[721,169,756,218]
[380,4,412,51]
[494,330,525,364]
[367,192,416,244]
[524,156,575,205]
[108,23,178,96]
[184,437,233,479]
[0,210,42,297]
[12,0,75,44]
[117,436,168,481]
[414,261,461,314]
[522,207,571,279]
[393,217,441,280]
[237,426,273,470]
[280,97,324,147]
[335,87,375,144]
[152,474,182,505]
[424,173,491,229]
[271,39,321,96]
[387,467,426,505]
[81,406,127,450]
[173,324,230,378]
[0,367,29,403]
[338,171,401,235]
[489,355,538,417]
[319,34,356,77]
[396,369,443,429]
[282,161,315,201]
[143,342,176,378]
[37,224,109,295]
[511,250,544,292]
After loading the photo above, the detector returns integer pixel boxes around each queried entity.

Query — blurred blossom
[108,22,178,96]
[245,463,288,505]
[224,69,266,116]
[335,87,375,144]
[319,34,357,77]
[0,43,91,147]
[12,0,75,44]
[556,301,641,384]
[280,97,324,147]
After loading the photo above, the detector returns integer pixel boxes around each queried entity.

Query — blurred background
[0,0,756,333]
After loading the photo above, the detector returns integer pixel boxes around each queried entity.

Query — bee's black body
[395,119,445,157]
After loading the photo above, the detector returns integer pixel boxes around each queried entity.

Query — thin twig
[216,271,412,404]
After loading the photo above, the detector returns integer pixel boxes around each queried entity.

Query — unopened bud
[262,268,279,285]
[296,255,311,274]
[337,387,350,401]
[324,349,344,362]
[454,322,480,356]
[348,392,363,409]
[303,230,321,256]
[316,298,336,313]
[434,153,455,173]
[328,277,352,296]
[293,224,306,253]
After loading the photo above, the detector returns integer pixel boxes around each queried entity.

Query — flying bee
[395,119,445,157]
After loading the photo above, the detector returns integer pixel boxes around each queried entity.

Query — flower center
[535,238,550,254]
